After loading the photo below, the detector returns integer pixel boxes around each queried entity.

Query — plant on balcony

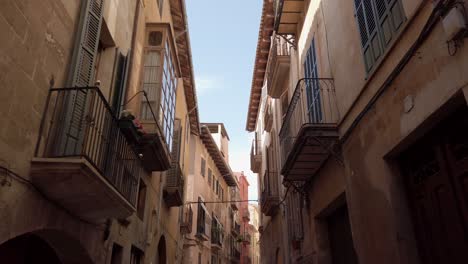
[118,110,146,144]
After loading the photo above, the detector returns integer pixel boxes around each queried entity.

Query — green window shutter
[354,0,404,73]
[56,0,103,156]
[355,0,381,72]
[375,0,404,47]
[71,0,104,87]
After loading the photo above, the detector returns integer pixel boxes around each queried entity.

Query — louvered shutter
[57,0,104,155]
[376,0,404,47]
[355,0,381,72]
[354,0,404,72]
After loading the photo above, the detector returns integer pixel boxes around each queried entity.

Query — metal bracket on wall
[278,34,297,50]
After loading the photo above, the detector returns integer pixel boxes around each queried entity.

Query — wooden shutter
[376,0,404,47]
[56,0,103,155]
[71,0,104,87]
[354,0,404,72]
[355,0,381,72]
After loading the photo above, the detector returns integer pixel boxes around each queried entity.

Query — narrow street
[1,0,468,264]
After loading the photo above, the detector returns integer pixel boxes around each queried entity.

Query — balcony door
[303,39,322,123]
[56,0,103,156]
[400,107,468,264]
[327,205,359,264]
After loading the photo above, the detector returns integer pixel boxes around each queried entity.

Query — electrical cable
[340,2,446,144]
[0,165,106,229]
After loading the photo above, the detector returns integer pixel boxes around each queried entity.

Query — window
[201,158,206,177]
[354,0,405,72]
[215,180,219,195]
[212,175,216,191]
[208,168,212,185]
[130,246,144,264]
[110,243,123,264]
[137,179,147,220]
[141,26,177,151]
[196,197,210,236]
[303,39,322,123]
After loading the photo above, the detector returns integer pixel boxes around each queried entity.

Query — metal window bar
[35,87,142,205]
[278,78,339,168]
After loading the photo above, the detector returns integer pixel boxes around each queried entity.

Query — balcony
[250,138,262,173]
[211,218,223,251]
[180,205,193,234]
[229,235,241,262]
[163,163,184,207]
[263,98,274,132]
[274,0,305,35]
[260,170,280,216]
[267,34,291,98]
[230,187,239,211]
[195,203,211,241]
[279,78,339,183]
[31,87,141,220]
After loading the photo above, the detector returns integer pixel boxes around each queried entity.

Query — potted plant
[118,110,146,144]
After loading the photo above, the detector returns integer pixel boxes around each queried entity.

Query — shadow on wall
[0,229,94,264]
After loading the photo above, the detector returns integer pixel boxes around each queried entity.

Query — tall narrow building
[0,1,243,264]
[247,0,468,263]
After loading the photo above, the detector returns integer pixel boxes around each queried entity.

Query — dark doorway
[327,205,359,264]
[400,106,468,264]
[0,234,62,264]
[157,236,167,264]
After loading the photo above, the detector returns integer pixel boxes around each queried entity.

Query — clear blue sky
[186,0,262,201]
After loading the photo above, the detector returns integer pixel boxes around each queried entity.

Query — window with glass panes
[141,27,177,152]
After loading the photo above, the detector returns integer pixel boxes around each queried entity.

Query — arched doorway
[156,236,167,264]
[0,233,62,264]
[0,229,94,264]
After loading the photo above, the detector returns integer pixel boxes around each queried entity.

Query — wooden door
[327,205,359,264]
[401,107,468,264]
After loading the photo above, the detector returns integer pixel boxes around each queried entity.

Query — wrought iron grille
[279,78,339,168]
[35,87,141,206]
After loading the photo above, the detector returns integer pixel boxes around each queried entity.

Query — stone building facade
[0,0,241,263]
[182,123,240,264]
[247,0,468,264]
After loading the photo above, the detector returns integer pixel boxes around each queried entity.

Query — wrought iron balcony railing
[266,34,292,98]
[230,186,239,211]
[211,218,223,249]
[180,204,193,234]
[250,138,262,173]
[263,98,274,132]
[260,170,280,216]
[279,78,339,181]
[164,162,184,207]
[196,202,211,241]
[34,87,141,209]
